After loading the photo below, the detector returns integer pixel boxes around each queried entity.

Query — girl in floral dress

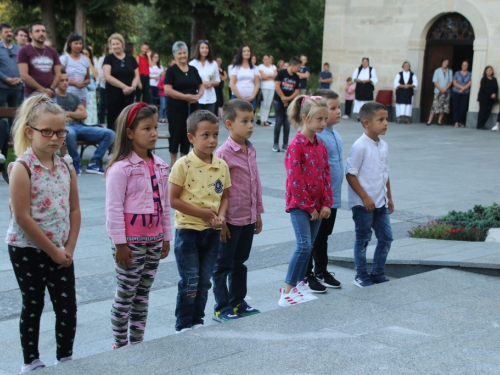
[6,94,81,373]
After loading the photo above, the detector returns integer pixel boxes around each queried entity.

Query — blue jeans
[352,205,393,277]
[212,223,255,312]
[159,96,167,119]
[174,228,220,330]
[66,123,115,164]
[285,208,322,286]
[231,94,256,109]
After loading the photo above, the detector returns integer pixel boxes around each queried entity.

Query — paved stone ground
[1,117,500,374]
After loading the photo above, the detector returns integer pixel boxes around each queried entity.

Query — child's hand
[254,214,263,234]
[52,248,73,269]
[115,244,135,268]
[310,210,320,221]
[161,241,170,259]
[201,209,218,226]
[210,215,225,229]
[319,206,331,220]
[362,196,376,212]
[220,224,231,243]
[388,198,394,214]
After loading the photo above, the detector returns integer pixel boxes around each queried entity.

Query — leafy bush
[408,204,500,242]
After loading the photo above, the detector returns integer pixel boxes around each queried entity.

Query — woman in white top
[188,40,220,115]
[351,57,378,121]
[60,33,90,106]
[393,61,418,124]
[258,54,277,126]
[229,45,260,109]
[149,53,163,106]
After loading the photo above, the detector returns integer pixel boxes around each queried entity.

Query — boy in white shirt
[345,102,394,288]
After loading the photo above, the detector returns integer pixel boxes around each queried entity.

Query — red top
[284,133,333,213]
[137,55,150,75]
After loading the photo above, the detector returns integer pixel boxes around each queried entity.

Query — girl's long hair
[11,93,66,157]
[106,104,158,173]
[287,95,328,129]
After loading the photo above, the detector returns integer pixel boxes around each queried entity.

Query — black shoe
[256,119,261,125]
[282,143,288,151]
[272,144,280,152]
[305,275,327,293]
[317,271,342,289]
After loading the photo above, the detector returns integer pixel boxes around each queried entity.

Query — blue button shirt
[0,42,21,91]
[317,127,343,208]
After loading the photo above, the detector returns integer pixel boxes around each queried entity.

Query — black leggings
[9,246,77,363]
[0,119,8,173]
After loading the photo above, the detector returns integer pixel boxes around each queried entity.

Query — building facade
[322,0,500,127]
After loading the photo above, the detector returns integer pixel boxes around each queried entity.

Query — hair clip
[301,95,322,106]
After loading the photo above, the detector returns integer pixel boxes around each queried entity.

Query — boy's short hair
[323,62,329,66]
[289,56,301,66]
[359,102,388,122]
[312,89,339,100]
[222,99,253,124]
[187,110,218,135]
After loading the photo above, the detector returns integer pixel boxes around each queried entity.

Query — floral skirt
[430,92,450,114]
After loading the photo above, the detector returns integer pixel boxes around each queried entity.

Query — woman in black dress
[477,66,498,130]
[102,33,140,131]
[164,41,204,165]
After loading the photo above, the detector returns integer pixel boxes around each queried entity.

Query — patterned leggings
[8,246,77,364]
[111,241,162,348]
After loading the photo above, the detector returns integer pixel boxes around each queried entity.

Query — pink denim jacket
[105,151,172,245]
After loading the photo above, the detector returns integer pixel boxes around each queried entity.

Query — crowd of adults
[1,21,500,183]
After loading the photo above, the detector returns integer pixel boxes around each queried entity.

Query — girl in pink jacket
[105,102,172,349]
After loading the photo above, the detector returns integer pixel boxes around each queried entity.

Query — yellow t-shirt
[168,151,231,230]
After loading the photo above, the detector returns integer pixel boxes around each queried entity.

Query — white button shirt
[188,59,220,104]
[345,133,389,209]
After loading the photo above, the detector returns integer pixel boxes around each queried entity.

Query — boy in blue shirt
[304,89,343,292]
[319,63,333,89]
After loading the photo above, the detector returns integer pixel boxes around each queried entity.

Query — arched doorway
[420,13,475,124]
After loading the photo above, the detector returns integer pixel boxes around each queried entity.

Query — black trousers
[477,99,494,129]
[135,75,151,104]
[306,208,338,276]
[8,246,77,363]
[106,89,134,132]
[345,100,353,117]
[0,119,8,173]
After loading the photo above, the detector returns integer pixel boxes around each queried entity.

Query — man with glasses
[17,22,61,99]
[56,69,115,175]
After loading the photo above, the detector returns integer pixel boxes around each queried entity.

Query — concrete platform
[39,268,500,375]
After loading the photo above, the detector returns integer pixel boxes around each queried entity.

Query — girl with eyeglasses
[6,94,81,373]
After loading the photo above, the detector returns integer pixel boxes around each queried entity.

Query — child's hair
[312,89,339,100]
[287,95,328,129]
[222,99,254,124]
[323,62,329,67]
[359,102,388,123]
[187,110,218,135]
[11,93,66,157]
[346,77,352,82]
[107,103,158,171]
[289,56,301,66]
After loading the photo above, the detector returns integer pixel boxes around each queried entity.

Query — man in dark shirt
[297,54,310,96]
[57,70,115,175]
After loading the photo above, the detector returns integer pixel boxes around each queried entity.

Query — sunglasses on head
[198,39,209,44]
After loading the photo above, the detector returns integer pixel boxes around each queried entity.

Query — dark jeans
[345,100,353,117]
[352,206,393,277]
[98,87,106,124]
[273,99,290,146]
[451,91,469,124]
[307,209,337,276]
[0,119,8,172]
[212,223,256,312]
[174,228,220,330]
[0,88,23,128]
[136,75,151,104]
[199,103,217,116]
[477,99,494,129]
[9,246,77,363]
[150,86,159,105]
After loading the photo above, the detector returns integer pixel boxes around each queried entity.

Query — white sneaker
[492,124,499,131]
[175,327,192,334]
[192,323,203,330]
[296,281,319,302]
[342,115,349,119]
[21,359,45,373]
[278,287,304,307]
[0,153,5,164]
[55,356,72,365]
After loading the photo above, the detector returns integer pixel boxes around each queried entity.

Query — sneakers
[21,359,45,373]
[370,273,390,284]
[282,143,288,151]
[492,124,499,131]
[278,287,304,307]
[213,307,240,322]
[86,162,104,174]
[272,144,280,152]
[317,271,342,289]
[353,274,375,288]
[295,281,319,301]
[342,115,349,119]
[175,327,192,334]
[305,275,327,293]
[55,356,73,365]
[0,153,5,164]
[233,302,260,317]
[192,323,204,330]
[73,161,82,176]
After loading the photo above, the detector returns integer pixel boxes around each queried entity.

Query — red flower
[42,197,52,208]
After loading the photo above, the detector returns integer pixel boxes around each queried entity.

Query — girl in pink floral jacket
[6,94,81,373]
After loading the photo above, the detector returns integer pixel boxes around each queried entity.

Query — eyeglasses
[30,126,68,138]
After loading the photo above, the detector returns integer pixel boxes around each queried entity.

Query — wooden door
[420,45,454,123]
